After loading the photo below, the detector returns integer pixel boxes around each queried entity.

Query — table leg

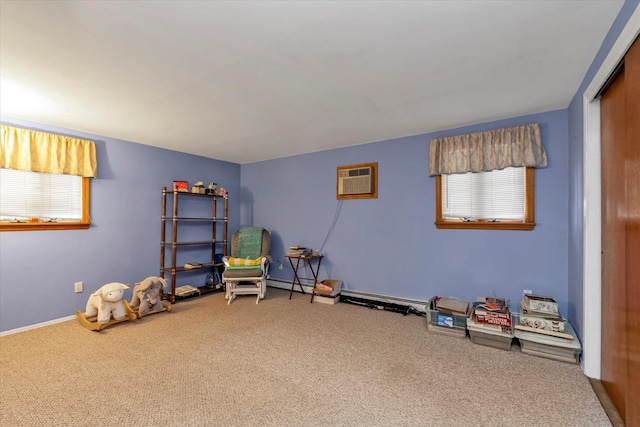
[288,257,305,299]
[308,257,322,303]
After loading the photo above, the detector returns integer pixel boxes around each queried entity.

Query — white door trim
[582,5,640,379]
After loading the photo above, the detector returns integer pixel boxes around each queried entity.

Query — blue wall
[0,117,241,332]
[566,0,639,344]
[242,109,570,314]
[3,2,637,335]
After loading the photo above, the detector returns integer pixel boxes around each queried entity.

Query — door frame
[582,6,640,379]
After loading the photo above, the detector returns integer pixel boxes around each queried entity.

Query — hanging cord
[319,200,343,253]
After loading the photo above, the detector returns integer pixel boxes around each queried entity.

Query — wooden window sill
[0,222,91,232]
[434,220,536,231]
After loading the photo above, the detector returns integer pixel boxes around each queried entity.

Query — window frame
[0,176,91,232]
[435,167,535,231]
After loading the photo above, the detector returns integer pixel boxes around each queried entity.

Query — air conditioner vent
[338,166,372,195]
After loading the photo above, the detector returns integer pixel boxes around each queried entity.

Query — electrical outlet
[523,289,532,295]
[74,281,83,293]
[279,263,283,270]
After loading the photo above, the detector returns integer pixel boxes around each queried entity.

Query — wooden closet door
[600,35,640,426]
[600,62,627,422]
[624,35,639,426]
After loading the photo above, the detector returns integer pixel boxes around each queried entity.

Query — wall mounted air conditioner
[338,166,373,195]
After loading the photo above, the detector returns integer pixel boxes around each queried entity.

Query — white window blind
[0,168,82,221]
[441,167,525,220]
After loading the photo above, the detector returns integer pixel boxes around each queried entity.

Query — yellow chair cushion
[226,257,262,269]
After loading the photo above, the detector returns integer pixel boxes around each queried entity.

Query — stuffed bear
[85,282,130,324]
[130,276,167,315]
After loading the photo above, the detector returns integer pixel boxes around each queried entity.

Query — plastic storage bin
[468,328,514,350]
[467,312,517,351]
[426,297,468,338]
[515,321,581,363]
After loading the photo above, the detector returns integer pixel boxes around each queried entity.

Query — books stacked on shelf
[466,297,515,351]
[426,296,469,338]
[286,246,311,257]
[174,285,201,298]
[514,293,582,363]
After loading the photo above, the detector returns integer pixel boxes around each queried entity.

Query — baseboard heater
[339,294,424,317]
[267,278,426,317]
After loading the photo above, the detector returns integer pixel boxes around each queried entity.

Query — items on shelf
[174,285,201,298]
[205,182,218,195]
[205,271,223,290]
[184,262,203,270]
[171,180,225,196]
[191,181,206,194]
[216,187,228,198]
[160,186,228,302]
[173,180,188,192]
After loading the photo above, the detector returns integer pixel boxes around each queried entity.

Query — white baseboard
[0,315,76,337]
[267,278,315,294]
[267,279,428,312]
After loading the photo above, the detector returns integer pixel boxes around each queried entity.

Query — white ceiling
[0,1,624,164]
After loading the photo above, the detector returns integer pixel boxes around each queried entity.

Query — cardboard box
[312,280,342,297]
[313,294,340,305]
[522,294,559,316]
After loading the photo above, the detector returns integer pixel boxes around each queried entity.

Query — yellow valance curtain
[0,124,97,178]
[429,123,547,176]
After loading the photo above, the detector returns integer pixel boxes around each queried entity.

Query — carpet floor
[0,288,610,426]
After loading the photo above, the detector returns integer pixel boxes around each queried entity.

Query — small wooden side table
[285,254,324,299]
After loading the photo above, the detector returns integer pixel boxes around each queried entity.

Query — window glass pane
[442,167,524,220]
[0,168,82,221]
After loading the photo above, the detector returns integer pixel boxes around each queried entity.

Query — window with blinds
[441,167,525,221]
[0,168,82,221]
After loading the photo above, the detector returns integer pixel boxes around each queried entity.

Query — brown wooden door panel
[626,220,640,427]
[600,67,627,420]
[623,35,640,427]
[600,35,640,426]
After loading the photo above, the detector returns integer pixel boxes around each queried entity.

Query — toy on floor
[129,276,171,317]
[76,282,136,331]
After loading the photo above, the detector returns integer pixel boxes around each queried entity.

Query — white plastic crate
[426,297,468,338]
[515,321,581,363]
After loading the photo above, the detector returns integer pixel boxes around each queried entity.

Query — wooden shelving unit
[160,187,228,302]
